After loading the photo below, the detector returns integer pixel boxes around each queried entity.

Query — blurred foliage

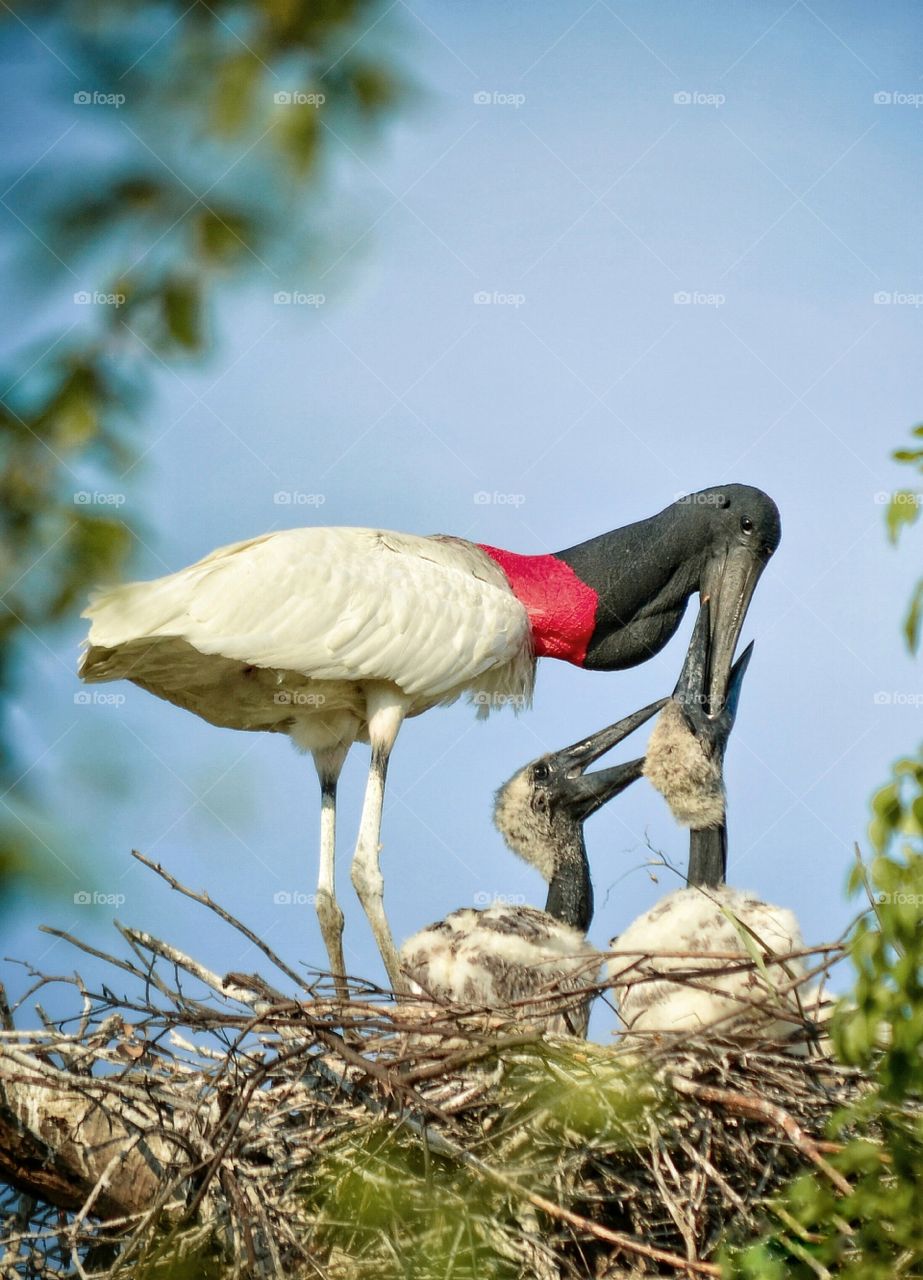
[884,423,923,650]
[300,1043,661,1280]
[725,438,923,1278]
[0,0,406,899]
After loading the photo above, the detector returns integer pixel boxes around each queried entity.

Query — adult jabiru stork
[79,484,780,992]
[400,699,664,1035]
[609,602,808,1042]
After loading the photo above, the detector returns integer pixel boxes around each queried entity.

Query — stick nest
[0,855,898,1279]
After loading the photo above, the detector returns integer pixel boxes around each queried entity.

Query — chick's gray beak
[564,756,645,821]
[551,698,667,776]
[549,698,667,821]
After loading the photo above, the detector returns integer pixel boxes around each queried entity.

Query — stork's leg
[351,685,409,993]
[313,747,349,998]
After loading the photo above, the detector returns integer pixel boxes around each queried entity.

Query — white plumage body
[607,885,806,1041]
[79,526,536,991]
[80,527,535,752]
[400,905,600,1036]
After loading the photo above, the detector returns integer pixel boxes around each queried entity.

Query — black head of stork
[493,698,666,933]
[549,484,779,709]
[643,598,753,887]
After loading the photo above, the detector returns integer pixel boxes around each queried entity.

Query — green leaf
[162,277,203,350]
[886,491,922,543]
[904,579,923,653]
[196,210,253,265]
[210,51,260,135]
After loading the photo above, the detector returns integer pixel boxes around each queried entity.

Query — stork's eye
[741,516,754,534]
[532,761,550,782]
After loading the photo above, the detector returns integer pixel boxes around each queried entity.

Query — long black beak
[678,600,755,888]
[699,544,767,711]
[550,697,667,820]
[675,600,754,751]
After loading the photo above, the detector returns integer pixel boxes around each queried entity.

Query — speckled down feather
[607,885,806,1041]
[400,905,600,1036]
[643,700,726,828]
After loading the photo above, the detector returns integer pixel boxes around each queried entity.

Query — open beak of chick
[642,600,753,829]
[546,698,668,822]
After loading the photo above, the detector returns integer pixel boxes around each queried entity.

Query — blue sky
[3,1,922,1037]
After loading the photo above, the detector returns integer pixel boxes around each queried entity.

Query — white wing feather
[81,528,532,702]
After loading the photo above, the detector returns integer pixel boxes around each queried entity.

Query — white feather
[79,527,535,743]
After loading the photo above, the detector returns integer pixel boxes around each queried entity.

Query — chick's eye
[741,516,754,534]
[532,761,549,782]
